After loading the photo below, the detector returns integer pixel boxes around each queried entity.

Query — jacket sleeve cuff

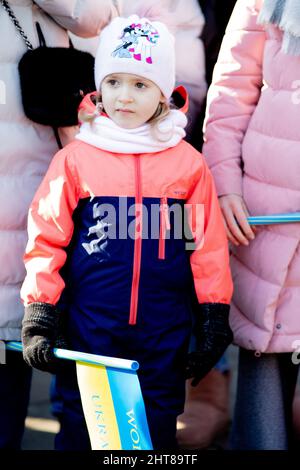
[24,302,58,328]
[197,302,230,320]
[211,167,243,197]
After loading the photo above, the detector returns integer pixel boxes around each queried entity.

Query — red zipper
[129,156,143,325]
[158,196,170,260]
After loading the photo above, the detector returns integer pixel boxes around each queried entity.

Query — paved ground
[21,345,240,450]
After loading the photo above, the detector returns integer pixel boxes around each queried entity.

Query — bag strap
[0,0,33,50]
[52,128,63,150]
[34,21,62,150]
[35,21,46,47]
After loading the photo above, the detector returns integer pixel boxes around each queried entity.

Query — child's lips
[116,108,134,114]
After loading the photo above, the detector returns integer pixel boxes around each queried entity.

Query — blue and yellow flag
[76,362,153,450]
[5,342,152,450]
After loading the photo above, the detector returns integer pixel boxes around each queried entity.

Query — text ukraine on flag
[76,362,153,450]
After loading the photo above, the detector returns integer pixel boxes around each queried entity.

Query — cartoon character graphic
[112,21,160,64]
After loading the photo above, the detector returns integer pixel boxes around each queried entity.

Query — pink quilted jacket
[203,0,300,353]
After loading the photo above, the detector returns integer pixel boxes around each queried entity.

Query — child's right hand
[22,303,67,373]
[219,194,256,246]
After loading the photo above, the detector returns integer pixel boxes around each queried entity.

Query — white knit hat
[94,15,175,99]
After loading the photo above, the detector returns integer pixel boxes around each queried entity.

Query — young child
[20,14,233,450]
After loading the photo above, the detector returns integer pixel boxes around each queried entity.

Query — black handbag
[1,0,96,146]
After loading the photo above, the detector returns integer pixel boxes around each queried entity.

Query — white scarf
[258,0,300,55]
[76,109,187,154]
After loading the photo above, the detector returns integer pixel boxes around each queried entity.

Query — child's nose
[118,86,133,103]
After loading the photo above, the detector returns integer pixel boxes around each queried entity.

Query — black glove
[186,303,233,387]
[22,302,68,373]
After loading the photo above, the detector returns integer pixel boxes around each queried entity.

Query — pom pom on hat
[94,15,175,99]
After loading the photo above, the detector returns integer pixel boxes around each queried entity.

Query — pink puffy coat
[203,0,300,353]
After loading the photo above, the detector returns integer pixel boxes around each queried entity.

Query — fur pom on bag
[18,46,96,127]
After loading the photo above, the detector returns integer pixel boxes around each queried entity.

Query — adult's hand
[219,194,256,246]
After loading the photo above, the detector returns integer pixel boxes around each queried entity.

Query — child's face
[101,73,165,129]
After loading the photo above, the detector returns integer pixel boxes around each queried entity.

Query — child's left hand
[185,303,233,386]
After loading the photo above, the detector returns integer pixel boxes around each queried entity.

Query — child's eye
[135,82,146,89]
[107,79,119,87]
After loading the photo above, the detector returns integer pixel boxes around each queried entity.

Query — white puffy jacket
[0,0,119,340]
